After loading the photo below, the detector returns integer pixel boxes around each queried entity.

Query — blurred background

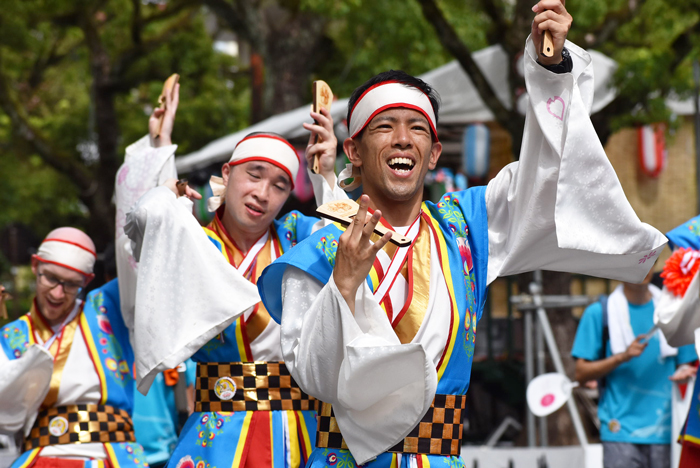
[1,0,700,454]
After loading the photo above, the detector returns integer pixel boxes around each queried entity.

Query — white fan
[526,372,579,417]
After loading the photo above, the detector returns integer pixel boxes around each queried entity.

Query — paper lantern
[462,123,490,179]
[637,124,667,178]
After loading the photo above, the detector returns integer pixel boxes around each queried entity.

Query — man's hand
[670,364,697,383]
[163,178,202,201]
[303,107,337,188]
[333,195,392,314]
[622,335,648,362]
[531,0,572,66]
[149,83,180,147]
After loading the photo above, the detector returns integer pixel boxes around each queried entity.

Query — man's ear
[221,163,231,185]
[343,137,363,168]
[428,141,442,170]
[31,256,38,276]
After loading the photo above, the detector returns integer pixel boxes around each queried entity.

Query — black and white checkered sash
[194,361,316,412]
[316,394,466,457]
[24,404,135,451]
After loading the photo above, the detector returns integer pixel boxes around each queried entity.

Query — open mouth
[245,203,264,215]
[387,157,415,174]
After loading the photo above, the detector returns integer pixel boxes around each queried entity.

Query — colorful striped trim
[19,315,37,346]
[231,411,255,466]
[103,442,121,468]
[15,448,40,468]
[422,206,459,380]
[79,314,108,404]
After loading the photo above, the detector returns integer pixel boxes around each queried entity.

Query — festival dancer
[257,1,668,466]
[652,216,700,468]
[124,87,344,467]
[0,228,148,467]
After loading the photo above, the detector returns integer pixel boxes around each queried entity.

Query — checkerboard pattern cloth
[316,394,466,456]
[195,361,315,412]
[24,404,134,451]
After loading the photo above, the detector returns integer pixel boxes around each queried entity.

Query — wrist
[156,136,172,147]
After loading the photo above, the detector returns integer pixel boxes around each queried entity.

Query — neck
[221,213,268,254]
[363,188,423,227]
[623,283,652,306]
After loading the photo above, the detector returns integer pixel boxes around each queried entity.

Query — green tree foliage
[0,0,250,248]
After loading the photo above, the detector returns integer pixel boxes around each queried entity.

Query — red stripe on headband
[228,156,296,189]
[33,255,93,277]
[235,134,301,164]
[43,238,97,257]
[350,103,439,142]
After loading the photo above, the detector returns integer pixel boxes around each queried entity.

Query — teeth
[388,157,414,167]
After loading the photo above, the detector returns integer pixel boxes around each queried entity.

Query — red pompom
[661,248,700,297]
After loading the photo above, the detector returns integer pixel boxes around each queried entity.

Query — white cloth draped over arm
[125,186,260,394]
[485,38,667,285]
[280,267,436,465]
[655,269,700,356]
[0,345,53,436]
[115,135,178,336]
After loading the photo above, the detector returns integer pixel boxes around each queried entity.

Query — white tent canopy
[175,44,683,173]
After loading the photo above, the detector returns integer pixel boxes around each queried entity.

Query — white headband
[347,81,438,140]
[35,239,96,276]
[207,134,299,212]
[227,134,299,186]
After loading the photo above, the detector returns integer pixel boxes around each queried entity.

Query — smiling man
[124,89,345,468]
[0,228,148,468]
[257,1,668,467]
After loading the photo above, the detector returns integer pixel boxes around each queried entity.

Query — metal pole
[524,306,536,447]
[694,60,700,213]
[530,277,589,447]
[535,281,548,445]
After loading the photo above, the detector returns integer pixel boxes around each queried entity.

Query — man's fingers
[372,232,393,253]
[532,0,567,15]
[170,83,180,112]
[352,195,371,241]
[360,211,382,245]
[186,186,202,200]
[311,110,333,129]
[536,18,569,35]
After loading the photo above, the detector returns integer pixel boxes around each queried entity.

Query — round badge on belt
[48,416,69,437]
[608,419,621,433]
[214,377,237,401]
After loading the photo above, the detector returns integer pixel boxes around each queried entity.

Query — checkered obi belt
[195,361,316,412]
[317,394,466,457]
[24,404,135,451]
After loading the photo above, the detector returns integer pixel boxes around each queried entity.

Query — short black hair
[347,70,441,139]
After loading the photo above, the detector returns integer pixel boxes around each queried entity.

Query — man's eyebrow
[371,115,398,124]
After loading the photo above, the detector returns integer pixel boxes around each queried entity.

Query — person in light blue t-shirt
[132,360,197,468]
[572,272,697,468]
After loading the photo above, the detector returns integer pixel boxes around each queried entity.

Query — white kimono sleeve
[0,346,53,435]
[125,186,260,394]
[485,38,667,285]
[115,135,177,338]
[280,267,436,465]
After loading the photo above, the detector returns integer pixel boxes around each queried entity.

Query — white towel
[608,284,677,358]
